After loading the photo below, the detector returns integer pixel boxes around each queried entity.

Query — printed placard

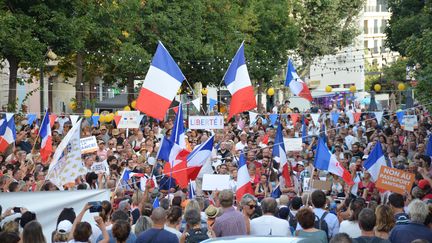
[91,161,110,175]
[80,136,98,154]
[284,138,303,151]
[402,115,418,131]
[376,166,415,194]
[117,111,141,128]
[188,116,224,130]
[202,174,230,191]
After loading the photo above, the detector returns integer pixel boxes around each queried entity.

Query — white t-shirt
[250,215,291,236]
[235,141,246,151]
[338,220,361,238]
[164,225,182,239]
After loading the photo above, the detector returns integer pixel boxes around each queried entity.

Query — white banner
[374,111,384,124]
[117,111,141,128]
[91,160,110,175]
[80,136,98,154]
[70,115,80,126]
[402,115,418,131]
[284,138,303,151]
[202,174,230,191]
[188,116,224,130]
[0,190,110,242]
[249,111,259,126]
[310,113,320,127]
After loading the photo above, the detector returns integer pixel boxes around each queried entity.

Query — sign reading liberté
[188,116,224,129]
[376,166,415,194]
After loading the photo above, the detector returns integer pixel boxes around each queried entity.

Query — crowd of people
[1,100,432,243]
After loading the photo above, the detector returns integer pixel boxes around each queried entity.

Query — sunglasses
[248,204,256,209]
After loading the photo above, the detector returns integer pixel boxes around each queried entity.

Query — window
[374,40,379,53]
[364,20,368,34]
[381,19,387,33]
[364,40,369,49]
[330,85,340,89]
[374,20,379,33]
[343,84,355,88]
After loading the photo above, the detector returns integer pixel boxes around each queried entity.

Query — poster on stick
[188,116,224,130]
[402,115,418,131]
[117,111,141,128]
[80,136,98,154]
[376,166,415,194]
[284,138,303,151]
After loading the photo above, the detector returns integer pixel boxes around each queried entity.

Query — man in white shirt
[235,131,248,151]
[250,197,291,236]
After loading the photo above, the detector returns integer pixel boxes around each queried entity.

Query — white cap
[57,220,72,234]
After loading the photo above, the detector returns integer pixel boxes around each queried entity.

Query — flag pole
[31,109,48,152]
[113,168,127,197]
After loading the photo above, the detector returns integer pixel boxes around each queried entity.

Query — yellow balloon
[374,84,382,92]
[267,87,275,96]
[398,83,406,91]
[105,113,114,123]
[84,109,92,118]
[349,86,356,93]
[325,85,332,93]
[131,100,137,109]
[124,106,131,111]
[69,101,77,111]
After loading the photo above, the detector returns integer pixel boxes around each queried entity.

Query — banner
[91,160,110,175]
[188,116,224,130]
[284,138,303,151]
[117,111,141,128]
[0,190,110,241]
[80,136,98,154]
[202,174,230,191]
[402,115,418,131]
[376,166,415,194]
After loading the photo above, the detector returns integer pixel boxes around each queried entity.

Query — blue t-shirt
[96,229,136,243]
[136,228,178,243]
[389,222,432,243]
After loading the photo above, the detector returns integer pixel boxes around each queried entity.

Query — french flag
[426,135,432,158]
[272,123,292,187]
[136,41,185,120]
[285,59,313,101]
[122,169,145,181]
[0,114,16,153]
[314,137,354,185]
[224,42,257,120]
[236,152,254,203]
[40,111,53,163]
[364,141,387,181]
[157,103,189,188]
[186,135,214,180]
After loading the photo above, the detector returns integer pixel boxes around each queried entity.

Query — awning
[95,94,128,109]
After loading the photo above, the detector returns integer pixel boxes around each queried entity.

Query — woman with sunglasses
[239,194,257,235]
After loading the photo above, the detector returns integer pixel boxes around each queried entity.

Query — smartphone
[13,207,21,213]
[88,201,102,213]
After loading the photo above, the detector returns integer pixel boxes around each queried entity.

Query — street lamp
[40,48,57,113]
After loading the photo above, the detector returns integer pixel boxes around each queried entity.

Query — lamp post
[40,49,57,113]
[201,87,208,115]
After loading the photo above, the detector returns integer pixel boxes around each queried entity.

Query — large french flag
[364,141,387,181]
[285,59,313,101]
[236,152,254,203]
[426,135,432,158]
[224,42,257,120]
[158,103,189,188]
[314,137,354,185]
[40,111,53,163]
[186,135,214,180]
[136,41,185,120]
[0,114,16,153]
[272,123,291,187]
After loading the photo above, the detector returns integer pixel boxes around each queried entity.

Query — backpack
[314,212,329,238]
[288,212,298,229]
[186,228,209,243]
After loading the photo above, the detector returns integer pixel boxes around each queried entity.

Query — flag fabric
[70,115,80,126]
[396,111,404,124]
[0,114,16,153]
[272,123,292,187]
[310,113,320,127]
[236,152,254,202]
[353,112,361,123]
[249,111,259,125]
[49,114,57,128]
[223,42,257,119]
[186,135,214,180]
[290,113,299,126]
[331,112,340,125]
[314,137,354,185]
[136,41,185,120]
[91,115,99,127]
[46,119,86,190]
[209,98,218,111]
[364,141,387,181]
[426,135,432,157]
[271,184,282,198]
[170,103,186,148]
[40,111,53,163]
[191,98,201,111]
[301,115,307,143]
[188,180,195,199]
[284,59,312,101]
[320,123,326,143]
[152,197,160,208]
[269,114,278,126]
[374,111,384,124]
[26,114,37,126]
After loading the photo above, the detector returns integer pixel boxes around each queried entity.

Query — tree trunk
[7,57,19,112]
[75,52,84,113]
[127,73,135,105]
[48,76,54,112]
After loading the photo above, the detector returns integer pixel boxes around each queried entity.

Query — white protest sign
[202,174,230,191]
[303,178,311,192]
[80,136,98,154]
[284,138,303,151]
[117,111,141,128]
[91,160,110,175]
[402,115,418,131]
[188,116,224,130]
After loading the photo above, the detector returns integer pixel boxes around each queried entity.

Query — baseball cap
[418,179,430,190]
[57,220,73,234]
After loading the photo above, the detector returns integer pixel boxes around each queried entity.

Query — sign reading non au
[188,116,224,130]
[376,166,415,194]
[80,136,98,154]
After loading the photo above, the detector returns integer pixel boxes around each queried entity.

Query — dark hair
[184,209,201,227]
[18,211,37,228]
[311,190,326,208]
[8,182,19,192]
[172,196,182,207]
[56,208,76,226]
[0,232,20,243]
[167,206,182,225]
[111,210,129,223]
[100,201,112,222]
[73,222,92,242]
[296,208,315,229]
[22,221,46,243]
[290,197,303,210]
[349,198,366,221]
[112,220,131,242]
[329,233,352,243]
[358,208,376,231]
[160,198,170,210]
[388,193,405,209]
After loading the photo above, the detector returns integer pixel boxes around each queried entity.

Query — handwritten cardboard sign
[376,166,415,194]
[80,136,98,154]
[312,179,332,191]
[188,116,224,130]
[202,174,230,191]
